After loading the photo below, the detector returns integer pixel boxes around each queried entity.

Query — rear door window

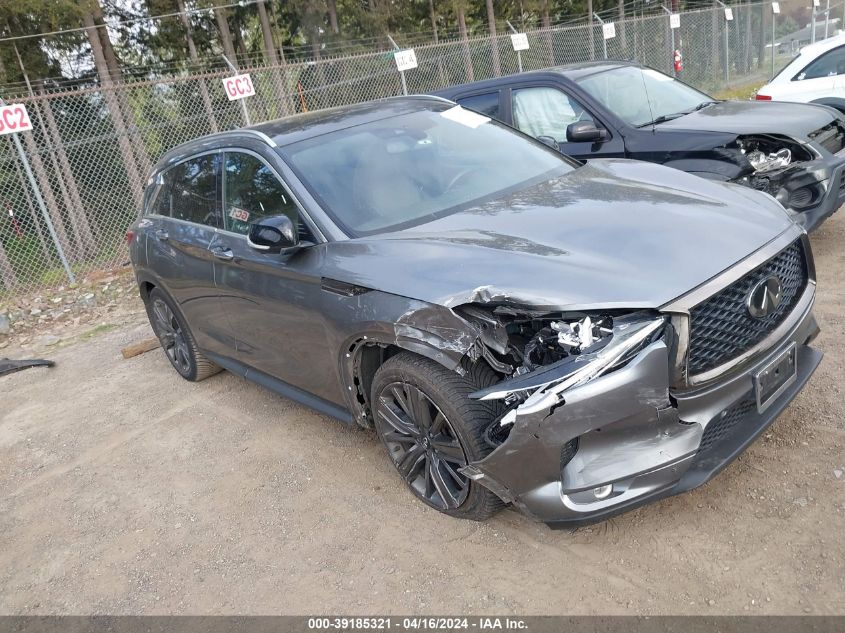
[153,154,222,228]
[456,92,502,121]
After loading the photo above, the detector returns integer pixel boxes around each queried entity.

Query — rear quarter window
[456,92,502,121]
[151,154,222,227]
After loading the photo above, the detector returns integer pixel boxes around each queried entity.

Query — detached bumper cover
[463,302,821,528]
[786,156,845,232]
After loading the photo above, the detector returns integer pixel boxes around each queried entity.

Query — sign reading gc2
[222,73,255,101]
[0,104,33,136]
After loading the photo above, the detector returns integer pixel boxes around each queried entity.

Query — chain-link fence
[0,1,801,297]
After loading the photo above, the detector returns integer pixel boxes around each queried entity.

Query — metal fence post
[592,13,609,60]
[5,126,75,285]
[772,5,777,77]
[825,0,831,38]
[715,0,730,82]
[387,35,409,96]
[812,6,817,43]
[506,21,523,73]
[661,6,676,76]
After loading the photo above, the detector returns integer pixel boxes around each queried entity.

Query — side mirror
[536,135,560,151]
[566,121,608,143]
[247,214,298,253]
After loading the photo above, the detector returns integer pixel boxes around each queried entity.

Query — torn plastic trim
[470,313,667,404]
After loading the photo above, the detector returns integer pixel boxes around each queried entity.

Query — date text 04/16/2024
[307,617,528,630]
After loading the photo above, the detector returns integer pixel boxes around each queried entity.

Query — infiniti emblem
[746,275,783,319]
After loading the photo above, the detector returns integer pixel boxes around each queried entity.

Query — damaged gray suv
[129,96,822,527]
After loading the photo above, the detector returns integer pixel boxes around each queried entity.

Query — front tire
[371,352,504,521]
[144,287,221,382]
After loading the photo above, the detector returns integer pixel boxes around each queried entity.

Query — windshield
[280,106,573,237]
[577,66,714,127]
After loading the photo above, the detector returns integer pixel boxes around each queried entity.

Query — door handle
[211,246,234,261]
[153,229,169,241]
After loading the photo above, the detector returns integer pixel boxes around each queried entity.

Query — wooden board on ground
[121,337,160,359]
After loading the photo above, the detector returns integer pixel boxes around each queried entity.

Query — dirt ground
[1,212,845,616]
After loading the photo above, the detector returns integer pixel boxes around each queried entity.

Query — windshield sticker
[440,105,490,129]
[229,207,250,222]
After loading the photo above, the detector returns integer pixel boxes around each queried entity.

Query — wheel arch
[339,330,501,430]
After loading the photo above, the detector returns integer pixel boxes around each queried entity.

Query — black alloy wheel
[375,381,470,511]
[151,297,192,375]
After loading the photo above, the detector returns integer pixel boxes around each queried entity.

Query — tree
[176,0,219,132]
[454,0,474,82]
[486,0,501,76]
[83,10,145,210]
[212,0,238,64]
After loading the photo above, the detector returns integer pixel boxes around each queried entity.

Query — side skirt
[204,351,356,426]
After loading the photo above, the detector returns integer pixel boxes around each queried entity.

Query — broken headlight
[737,135,813,175]
[478,312,667,403]
[746,147,791,173]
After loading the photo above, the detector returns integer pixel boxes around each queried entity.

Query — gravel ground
[1,212,844,616]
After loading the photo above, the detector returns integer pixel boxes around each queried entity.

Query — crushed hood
[320,159,794,311]
[656,100,841,139]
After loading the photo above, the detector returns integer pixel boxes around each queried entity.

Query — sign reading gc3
[0,104,33,136]
[222,73,256,101]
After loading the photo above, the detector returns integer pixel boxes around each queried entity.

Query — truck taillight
[755,94,772,101]
[126,230,135,244]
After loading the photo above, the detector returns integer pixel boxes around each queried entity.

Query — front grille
[687,240,808,376]
[810,120,845,155]
[698,397,755,455]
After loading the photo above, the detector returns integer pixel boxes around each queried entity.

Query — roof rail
[203,128,278,148]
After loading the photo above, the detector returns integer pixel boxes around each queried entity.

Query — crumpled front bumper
[780,156,845,232]
[462,299,821,529]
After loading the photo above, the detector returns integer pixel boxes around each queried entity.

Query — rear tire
[371,352,504,521]
[144,287,221,382]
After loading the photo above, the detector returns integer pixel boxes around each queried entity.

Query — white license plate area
[753,343,797,413]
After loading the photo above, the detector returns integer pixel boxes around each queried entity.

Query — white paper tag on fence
[772,2,780,13]
[440,105,490,129]
[510,33,530,51]
[394,49,418,72]
[222,74,255,101]
[0,103,33,135]
[670,13,680,29]
[724,7,733,20]
[602,22,616,39]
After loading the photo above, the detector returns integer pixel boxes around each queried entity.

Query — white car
[756,33,845,113]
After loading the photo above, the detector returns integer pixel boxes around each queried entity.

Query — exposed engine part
[523,315,613,371]
[736,135,813,177]
[551,316,613,352]
[746,148,791,173]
